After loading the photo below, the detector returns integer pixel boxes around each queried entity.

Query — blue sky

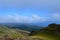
[0,0,60,25]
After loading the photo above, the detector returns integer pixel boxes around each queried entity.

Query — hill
[0,25,42,40]
[30,23,60,40]
[2,23,42,32]
[0,26,23,38]
[0,23,60,40]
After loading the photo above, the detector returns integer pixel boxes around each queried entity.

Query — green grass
[8,33,21,38]
[32,32,60,40]
[0,26,60,40]
[0,26,23,38]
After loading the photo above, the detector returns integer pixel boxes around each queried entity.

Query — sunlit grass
[32,32,60,40]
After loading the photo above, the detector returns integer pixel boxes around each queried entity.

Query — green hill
[0,23,60,40]
[30,23,60,40]
[0,26,42,40]
[0,26,24,38]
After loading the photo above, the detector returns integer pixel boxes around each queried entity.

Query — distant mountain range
[0,23,43,32]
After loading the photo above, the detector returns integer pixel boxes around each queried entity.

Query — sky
[0,0,60,25]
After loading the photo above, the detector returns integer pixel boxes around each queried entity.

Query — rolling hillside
[0,26,23,38]
[0,23,60,40]
[0,26,41,40]
[30,23,60,40]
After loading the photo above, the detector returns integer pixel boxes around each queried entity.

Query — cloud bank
[51,13,60,20]
[0,13,60,23]
[0,0,60,23]
[0,14,47,23]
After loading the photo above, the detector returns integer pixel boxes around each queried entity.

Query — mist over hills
[0,21,60,26]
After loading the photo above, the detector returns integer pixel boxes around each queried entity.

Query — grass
[0,26,23,38]
[0,26,60,40]
[32,32,60,40]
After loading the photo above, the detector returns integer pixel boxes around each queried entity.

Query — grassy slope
[0,26,22,38]
[0,26,60,40]
[31,32,60,40]
[31,24,60,40]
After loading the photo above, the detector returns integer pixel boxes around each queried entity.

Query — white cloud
[0,14,47,23]
[32,14,45,22]
[52,13,60,19]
